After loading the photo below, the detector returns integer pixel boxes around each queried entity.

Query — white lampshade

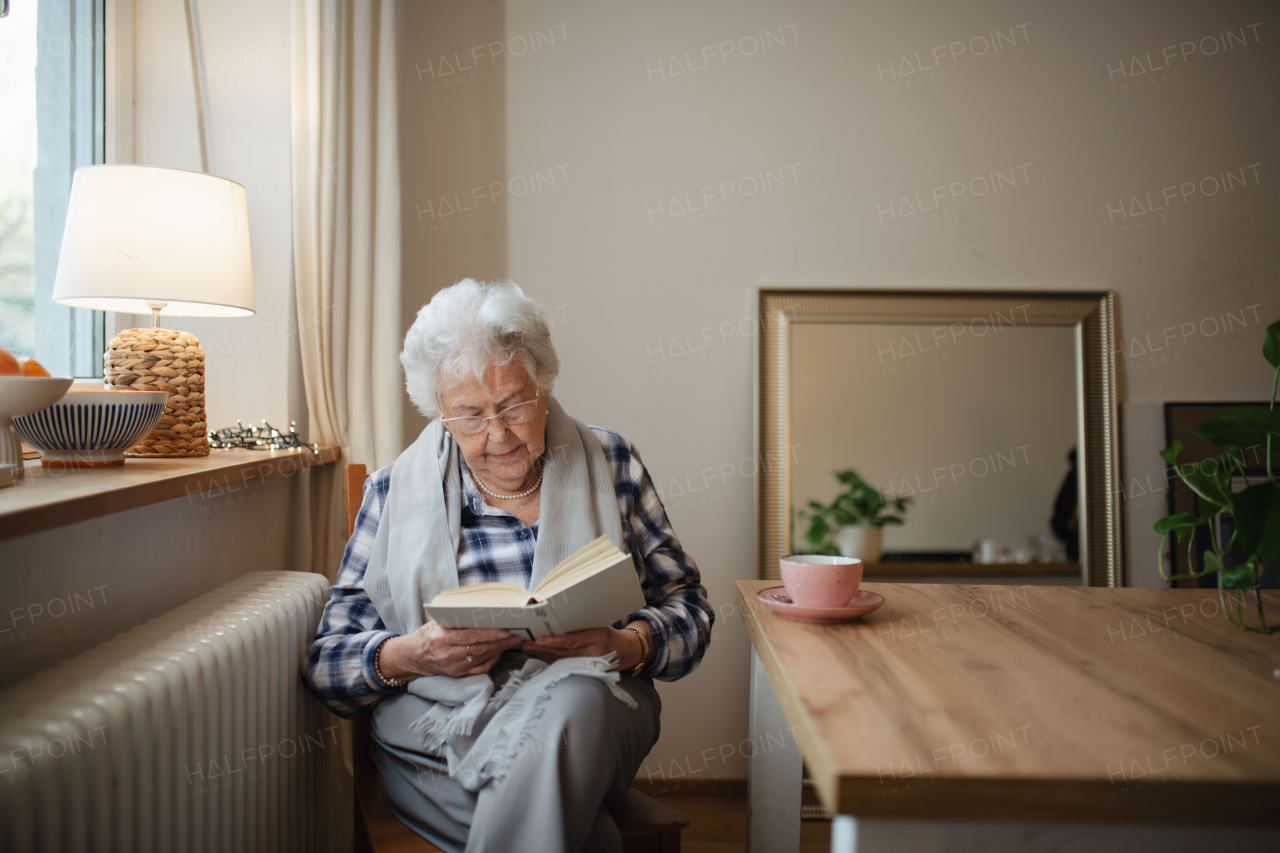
[52,164,255,318]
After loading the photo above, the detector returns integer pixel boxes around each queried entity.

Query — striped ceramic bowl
[13,389,168,466]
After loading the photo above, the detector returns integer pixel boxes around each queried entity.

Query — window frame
[31,0,124,381]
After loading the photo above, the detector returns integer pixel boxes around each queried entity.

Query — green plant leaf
[1213,447,1249,474]
[822,468,908,528]
[1158,440,1182,467]
[1176,460,1234,509]
[1220,559,1255,591]
[1263,319,1280,369]
[1153,512,1201,540]
[1231,483,1280,559]
[1188,407,1280,449]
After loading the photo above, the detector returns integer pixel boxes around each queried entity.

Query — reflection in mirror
[789,322,1083,584]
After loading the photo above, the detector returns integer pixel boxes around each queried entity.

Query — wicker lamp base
[104,328,209,457]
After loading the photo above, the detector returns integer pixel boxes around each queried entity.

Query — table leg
[831,815,857,853]
[746,647,801,853]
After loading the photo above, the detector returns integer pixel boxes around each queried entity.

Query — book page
[534,552,627,602]
[538,552,647,634]
[534,536,620,596]
[430,582,534,608]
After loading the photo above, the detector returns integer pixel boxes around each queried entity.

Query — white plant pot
[836,525,882,563]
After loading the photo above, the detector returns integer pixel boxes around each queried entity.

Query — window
[0,0,106,375]
[0,0,37,359]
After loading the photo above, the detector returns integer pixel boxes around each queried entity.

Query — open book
[423,536,646,639]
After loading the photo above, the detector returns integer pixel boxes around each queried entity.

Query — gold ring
[466,645,473,663]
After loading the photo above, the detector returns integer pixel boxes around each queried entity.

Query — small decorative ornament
[105,328,208,457]
[208,420,318,453]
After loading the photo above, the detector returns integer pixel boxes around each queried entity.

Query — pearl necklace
[474,470,543,500]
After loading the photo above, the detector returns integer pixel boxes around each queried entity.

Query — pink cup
[779,555,864,608]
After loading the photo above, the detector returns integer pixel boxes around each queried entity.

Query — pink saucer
[756,586,885,623]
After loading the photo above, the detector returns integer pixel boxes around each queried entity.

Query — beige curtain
[291,3,401,848]
[292,0,403,473]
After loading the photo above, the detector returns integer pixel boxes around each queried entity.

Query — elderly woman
[305,280,714,853]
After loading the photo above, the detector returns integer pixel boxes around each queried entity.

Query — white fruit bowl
[0,376,76,478]
[11,388,168,467]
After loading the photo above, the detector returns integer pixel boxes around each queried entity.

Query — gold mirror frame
[756,289,1121,587]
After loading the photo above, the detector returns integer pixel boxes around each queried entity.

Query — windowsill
[0,446,340,542]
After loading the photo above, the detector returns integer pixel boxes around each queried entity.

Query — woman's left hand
[522,622,650,672]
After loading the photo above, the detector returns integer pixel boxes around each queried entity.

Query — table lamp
[52,164,255,457]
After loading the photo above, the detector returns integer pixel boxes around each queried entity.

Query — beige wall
[402,0,1278,781]
[398,0,509,441]
[790,323,1078,554]
[132,0,306,432]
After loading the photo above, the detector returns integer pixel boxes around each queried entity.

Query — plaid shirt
[304,427,715,719]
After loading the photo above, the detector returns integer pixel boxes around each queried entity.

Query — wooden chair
[344,464,688,853]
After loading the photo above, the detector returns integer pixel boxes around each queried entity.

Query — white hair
[400,279,560,418]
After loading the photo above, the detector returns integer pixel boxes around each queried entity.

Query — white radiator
[0,571,334,853]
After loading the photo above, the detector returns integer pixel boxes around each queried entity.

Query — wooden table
[736,580,1280,852]
[861,561,1080,580]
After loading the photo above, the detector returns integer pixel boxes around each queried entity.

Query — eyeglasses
[440,393,542,436]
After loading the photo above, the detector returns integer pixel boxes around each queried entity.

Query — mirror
[756,290,1121,586]
[791,322,1078,567]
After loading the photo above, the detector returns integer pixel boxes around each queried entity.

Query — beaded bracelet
[374,638,407,688]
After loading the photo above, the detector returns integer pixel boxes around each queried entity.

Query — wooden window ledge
[0,447,340,543]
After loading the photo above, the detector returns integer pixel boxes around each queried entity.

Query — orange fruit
[0,347,19,376]
[19,357,51,377]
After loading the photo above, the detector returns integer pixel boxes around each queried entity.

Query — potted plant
[797,469,911,562]
[1154,319,1280,633]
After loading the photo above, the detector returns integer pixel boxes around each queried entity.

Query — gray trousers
[372,674,661,853]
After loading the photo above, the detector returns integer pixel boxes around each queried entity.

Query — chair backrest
[344,463,368,538]
[342,463,379,786]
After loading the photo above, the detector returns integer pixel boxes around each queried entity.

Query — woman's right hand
[379,621,521,681]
